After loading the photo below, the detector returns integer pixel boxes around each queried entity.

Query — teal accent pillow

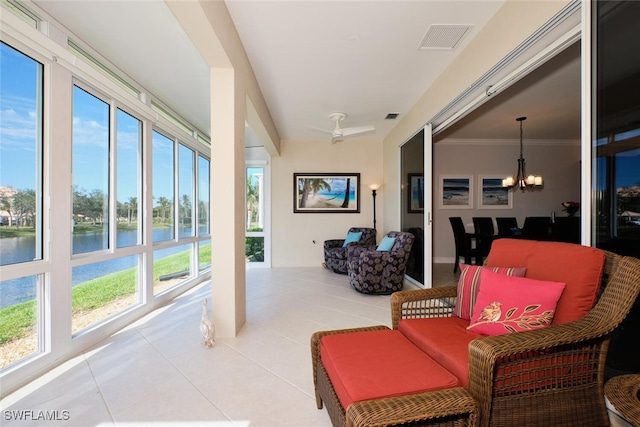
[377,236,395,251]
[342,231,363,247]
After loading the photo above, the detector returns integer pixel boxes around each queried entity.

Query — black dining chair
[472,217,495,262]
[521,216,552,240]
[496,217,519,238]
[449,217,479,273]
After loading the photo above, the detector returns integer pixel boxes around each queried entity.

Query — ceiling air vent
[385,113,400,120]
[418,25,472,50]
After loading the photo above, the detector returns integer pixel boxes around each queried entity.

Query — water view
[0,228,202,308]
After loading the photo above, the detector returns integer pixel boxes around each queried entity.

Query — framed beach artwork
[408,173,424,213]
[478,175,512,209]
[293,173,360,213]
[439,175,473,209]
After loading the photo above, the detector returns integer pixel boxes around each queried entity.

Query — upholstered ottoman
[313,326,478,427]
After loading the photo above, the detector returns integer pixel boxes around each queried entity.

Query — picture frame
[293,173,360,213]
[478,175,512,209]
[439,175,473,209]
[407,173,424,213]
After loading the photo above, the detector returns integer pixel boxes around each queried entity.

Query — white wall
[381,1,572,233]
[433,139,581,262]
[271,137,383,267]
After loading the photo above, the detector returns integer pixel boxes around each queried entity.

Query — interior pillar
[210,67,246,337]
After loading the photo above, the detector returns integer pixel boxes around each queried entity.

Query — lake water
[0,228,207,308]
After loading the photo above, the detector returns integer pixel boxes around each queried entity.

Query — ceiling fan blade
[341,126,375,137]
[306,125,333,135]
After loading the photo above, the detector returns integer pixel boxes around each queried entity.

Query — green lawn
[0,243,211,345]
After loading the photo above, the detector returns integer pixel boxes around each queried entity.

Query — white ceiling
[32,0,581,147]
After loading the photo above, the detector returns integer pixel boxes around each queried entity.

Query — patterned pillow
[453,264,527,320]
[467,269,565,336]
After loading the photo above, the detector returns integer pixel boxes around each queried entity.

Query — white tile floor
[1,264,632,426]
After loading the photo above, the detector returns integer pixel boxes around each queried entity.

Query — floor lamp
[369,184,380,230]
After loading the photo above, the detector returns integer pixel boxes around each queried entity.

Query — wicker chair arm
[346,387,479,427]
[390,286,458,329]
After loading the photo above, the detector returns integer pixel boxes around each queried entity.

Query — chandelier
[502,116,543,191]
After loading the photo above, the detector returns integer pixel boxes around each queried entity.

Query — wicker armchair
[311,250,640,427]
[389,250,640,427]
[324,227,377,274]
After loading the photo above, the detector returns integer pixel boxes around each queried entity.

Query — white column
[210,67,246,337]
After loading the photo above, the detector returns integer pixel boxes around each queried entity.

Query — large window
[245,167,264,262]
[178,144,194,238]
[1,4,212,387]
[72,85,110,254]
[152,131,174,242]
[71,85,146,334]
[593,1,640,249]
[0,42,43,368]
[116,109,143,248]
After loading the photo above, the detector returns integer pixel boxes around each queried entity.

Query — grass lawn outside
[0,242,211,368]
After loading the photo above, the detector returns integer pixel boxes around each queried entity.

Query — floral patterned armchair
[347,231,415,294]
[323,227,377,274]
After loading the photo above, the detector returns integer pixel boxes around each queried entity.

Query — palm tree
[127,196,137,225]
[340,178,351,208]
[156,196,170,224]
[246,178,259,229]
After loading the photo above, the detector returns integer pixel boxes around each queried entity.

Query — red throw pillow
[467,269,565,336]
[453,264,527,320]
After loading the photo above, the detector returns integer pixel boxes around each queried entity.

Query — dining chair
[472,217,495,262]
[449,217,479,273]
[521,216,552,240]
[496,217,519,238]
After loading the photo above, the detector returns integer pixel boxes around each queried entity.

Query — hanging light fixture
[502,116,543,191]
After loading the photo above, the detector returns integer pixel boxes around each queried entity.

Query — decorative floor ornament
[200,298,215,348]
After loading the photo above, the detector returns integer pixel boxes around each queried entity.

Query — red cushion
[398,317,482,387]
[320,329,460,409]
[453,263,527,320]
[485,239,605,324]
[467,269,565,336]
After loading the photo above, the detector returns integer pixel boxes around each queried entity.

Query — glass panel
[245,236,264,262]
[0,42,43,266]
[246,167,264,232]
[153,244,192,295]
[72,85,110,254]
[0,275,39,368]
[199,239,211,272]
[178,144,194,238]
[401,130,425,284]
[71,255,139,334]
[152,131,174,242]
[594,1,640,250]
[116,108,142,248]
[198,156,210,236]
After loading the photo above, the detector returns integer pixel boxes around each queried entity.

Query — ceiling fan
[308,112,375,143]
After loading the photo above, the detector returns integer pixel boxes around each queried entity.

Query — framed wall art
[293,173,360,213]
[439,175,473,209]
[408,173,424,213]
[478,175,512,209]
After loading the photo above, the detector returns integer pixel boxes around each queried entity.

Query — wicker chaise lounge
[311,240,640,427]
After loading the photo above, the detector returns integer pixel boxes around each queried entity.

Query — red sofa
[311,239,640,427]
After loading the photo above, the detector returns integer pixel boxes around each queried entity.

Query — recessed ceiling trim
[418,25,471,50]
